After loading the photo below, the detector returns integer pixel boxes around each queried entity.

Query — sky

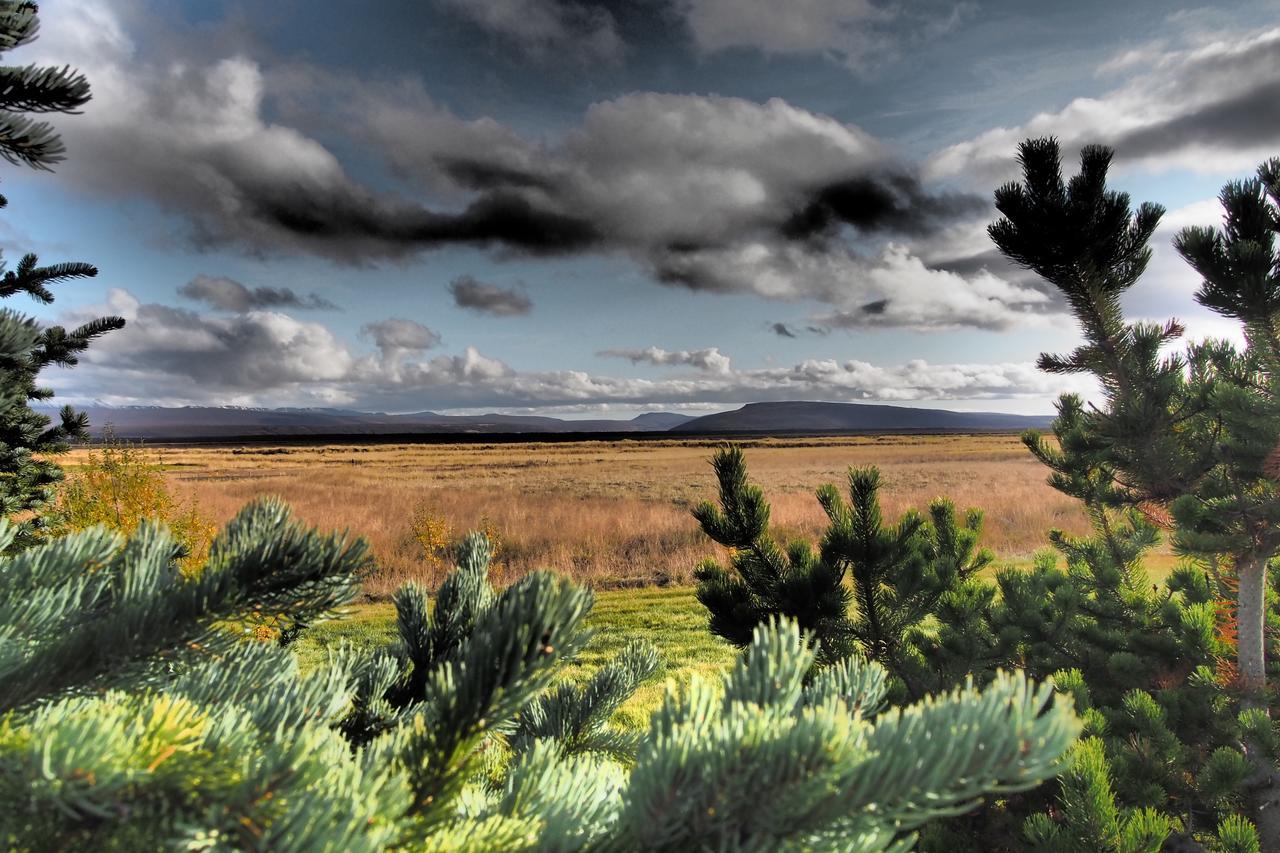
[8,0,1280,416]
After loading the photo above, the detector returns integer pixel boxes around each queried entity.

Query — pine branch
[0,111,67,168]
[0,64,90,113]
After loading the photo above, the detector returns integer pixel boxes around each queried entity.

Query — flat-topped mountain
[670,401,1052,433]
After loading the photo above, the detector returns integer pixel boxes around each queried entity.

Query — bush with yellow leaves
[55,432,215,575]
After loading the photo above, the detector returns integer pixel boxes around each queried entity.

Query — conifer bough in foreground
[0,524,1081,849]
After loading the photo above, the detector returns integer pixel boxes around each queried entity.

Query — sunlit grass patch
[294,586,734,730]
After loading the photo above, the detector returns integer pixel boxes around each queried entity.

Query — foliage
[991,137,1280,843]
[409,501,505,572]
[0,0,123,549]
[409,500,453,570]
[688,139,1280,849]
[53,432,215,574]
[1023,737,1174,852]
[991,139,1280,705]
[1,512,1080,849]
[693,444,1271,848]
[694,443,993,698]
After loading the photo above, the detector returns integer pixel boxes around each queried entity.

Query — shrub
[54,432,215,575]
[408,500,453,569]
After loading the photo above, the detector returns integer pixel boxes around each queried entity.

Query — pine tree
[1169,161,1280,701]
[989,138,1280,701]
[0,0,124,549]
[693,443,996,698]
[692,443,1276,848]
[991,139,1280,843]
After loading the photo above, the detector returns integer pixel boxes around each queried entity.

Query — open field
[61,432,1146,596]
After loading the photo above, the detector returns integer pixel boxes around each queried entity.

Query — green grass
[292,553,1186,731]
[292,586,736,730]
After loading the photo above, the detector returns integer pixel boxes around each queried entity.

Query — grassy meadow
[67,432,1178,597]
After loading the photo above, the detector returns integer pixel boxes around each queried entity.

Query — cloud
[928,26,1280,183]
[437,0,623,62]
[53,290,1085,411]
[597,346,732,374]
[360,89,1020,327]
[448,275,533,316]
[778,173,986,241]
[362,89,929,250]
[770,322,797,338]
[360,318,442,359]
[677,0,975,72]
[658,242,1053,330]
[66,289,355,394]
[42,49,601,262]
[39,3,1033,331]
[178,274,338,312]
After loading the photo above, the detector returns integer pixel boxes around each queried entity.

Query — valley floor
[66,433,1156,596]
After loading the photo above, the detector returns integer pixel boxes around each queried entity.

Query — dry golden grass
[63,433,1113,597]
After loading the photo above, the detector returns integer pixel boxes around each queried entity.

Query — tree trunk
[1237,552,1268,702]
[1236,552,1280,850]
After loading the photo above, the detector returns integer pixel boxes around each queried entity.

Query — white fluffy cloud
[597,346,733,374]
[928,27,1280,184]
[659,241,1052,330]
[52,290,1085,411]
[71,289,355,394]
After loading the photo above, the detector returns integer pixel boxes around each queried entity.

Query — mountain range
[59,401,1052,441]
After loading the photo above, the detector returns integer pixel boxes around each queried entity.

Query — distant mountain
[629,412,698,430]
[670,401,1052,433]
[61,405,697,440]
[50,401,1048,441]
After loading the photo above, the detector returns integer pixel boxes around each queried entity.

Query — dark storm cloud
[448,275,534,316]
[178,275,339,312]
[780,175,987,241]
[51,56,600,264]
[437,157,555,191]
[770,322,797,338]
[53,32,1047,328]
[248,187,602,259]
[352,89,990,283]
[1110,78,1280,162]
